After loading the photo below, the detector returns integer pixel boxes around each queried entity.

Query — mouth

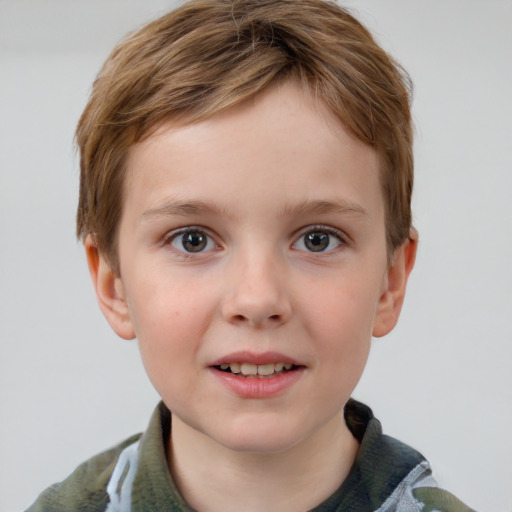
[209,353,306,397]
[213,362,301,378]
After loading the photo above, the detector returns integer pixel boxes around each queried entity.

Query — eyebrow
[142,200,234,221]
[278,199,371,223]
[142,198,370,223]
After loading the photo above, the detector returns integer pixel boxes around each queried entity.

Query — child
[27,0,475,510]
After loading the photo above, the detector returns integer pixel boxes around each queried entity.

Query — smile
[214,362,297,377]
[210,363,305,398]
[209,352,306,397]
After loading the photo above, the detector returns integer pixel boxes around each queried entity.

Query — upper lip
[209,351,302,367]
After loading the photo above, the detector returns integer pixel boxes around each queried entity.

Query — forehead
[122,81,383,223]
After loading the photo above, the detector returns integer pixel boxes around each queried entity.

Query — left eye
[294,229,343,253]
[170,229,216,253]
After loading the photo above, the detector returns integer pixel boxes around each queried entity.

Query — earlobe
[372,230,418,338]
[84,235,135,340]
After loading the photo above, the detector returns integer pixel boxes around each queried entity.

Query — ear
[372,230,418,338]
[84,235,135,340]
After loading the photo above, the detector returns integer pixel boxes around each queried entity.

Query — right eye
[292,226,345,253]
[169,228,216,253]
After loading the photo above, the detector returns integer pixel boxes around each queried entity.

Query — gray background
[1,1,511,511]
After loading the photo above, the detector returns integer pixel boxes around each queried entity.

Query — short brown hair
[76,0,413,273]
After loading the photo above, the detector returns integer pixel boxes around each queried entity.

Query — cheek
[123,272,219,383]
[126,266,215,333]
[299,272,381,387]
[303,276,380,342]
[128,281,213,405]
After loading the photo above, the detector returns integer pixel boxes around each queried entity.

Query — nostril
[231,313,281,323]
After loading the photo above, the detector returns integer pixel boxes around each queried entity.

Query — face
[91,81,411,454]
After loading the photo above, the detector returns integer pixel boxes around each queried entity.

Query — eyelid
[292,224,348,252]
[163,225,220,254]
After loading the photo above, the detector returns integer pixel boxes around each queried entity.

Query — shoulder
[408,486,477,512]
[370,431,476,511]
[25,433,142,512]
[342,400,476,511]
[372,436,476,512]
[380,471,477,512]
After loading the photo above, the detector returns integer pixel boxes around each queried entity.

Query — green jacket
[26,400,475,512]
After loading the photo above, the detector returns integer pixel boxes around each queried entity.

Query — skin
[86,81,417,512]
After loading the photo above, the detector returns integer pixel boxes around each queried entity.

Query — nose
[221,250,292,328]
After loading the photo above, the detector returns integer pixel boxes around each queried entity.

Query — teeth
[240,363,258,375]
[219,362,295,376]
[257,363,275,376]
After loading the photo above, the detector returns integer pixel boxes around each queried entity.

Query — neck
[167,412,359,512]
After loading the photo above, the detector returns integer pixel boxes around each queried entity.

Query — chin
[208,420,308,455]
[217,436,299,454]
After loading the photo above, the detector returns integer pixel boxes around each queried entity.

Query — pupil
[183,231,207,252]
[305,232,329,252]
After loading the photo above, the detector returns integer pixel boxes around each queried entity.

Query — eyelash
[292,225,347,254]
[163,224,348,256]
[164,226,218,257]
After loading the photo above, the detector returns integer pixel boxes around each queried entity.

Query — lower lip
[209,368,306,398]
